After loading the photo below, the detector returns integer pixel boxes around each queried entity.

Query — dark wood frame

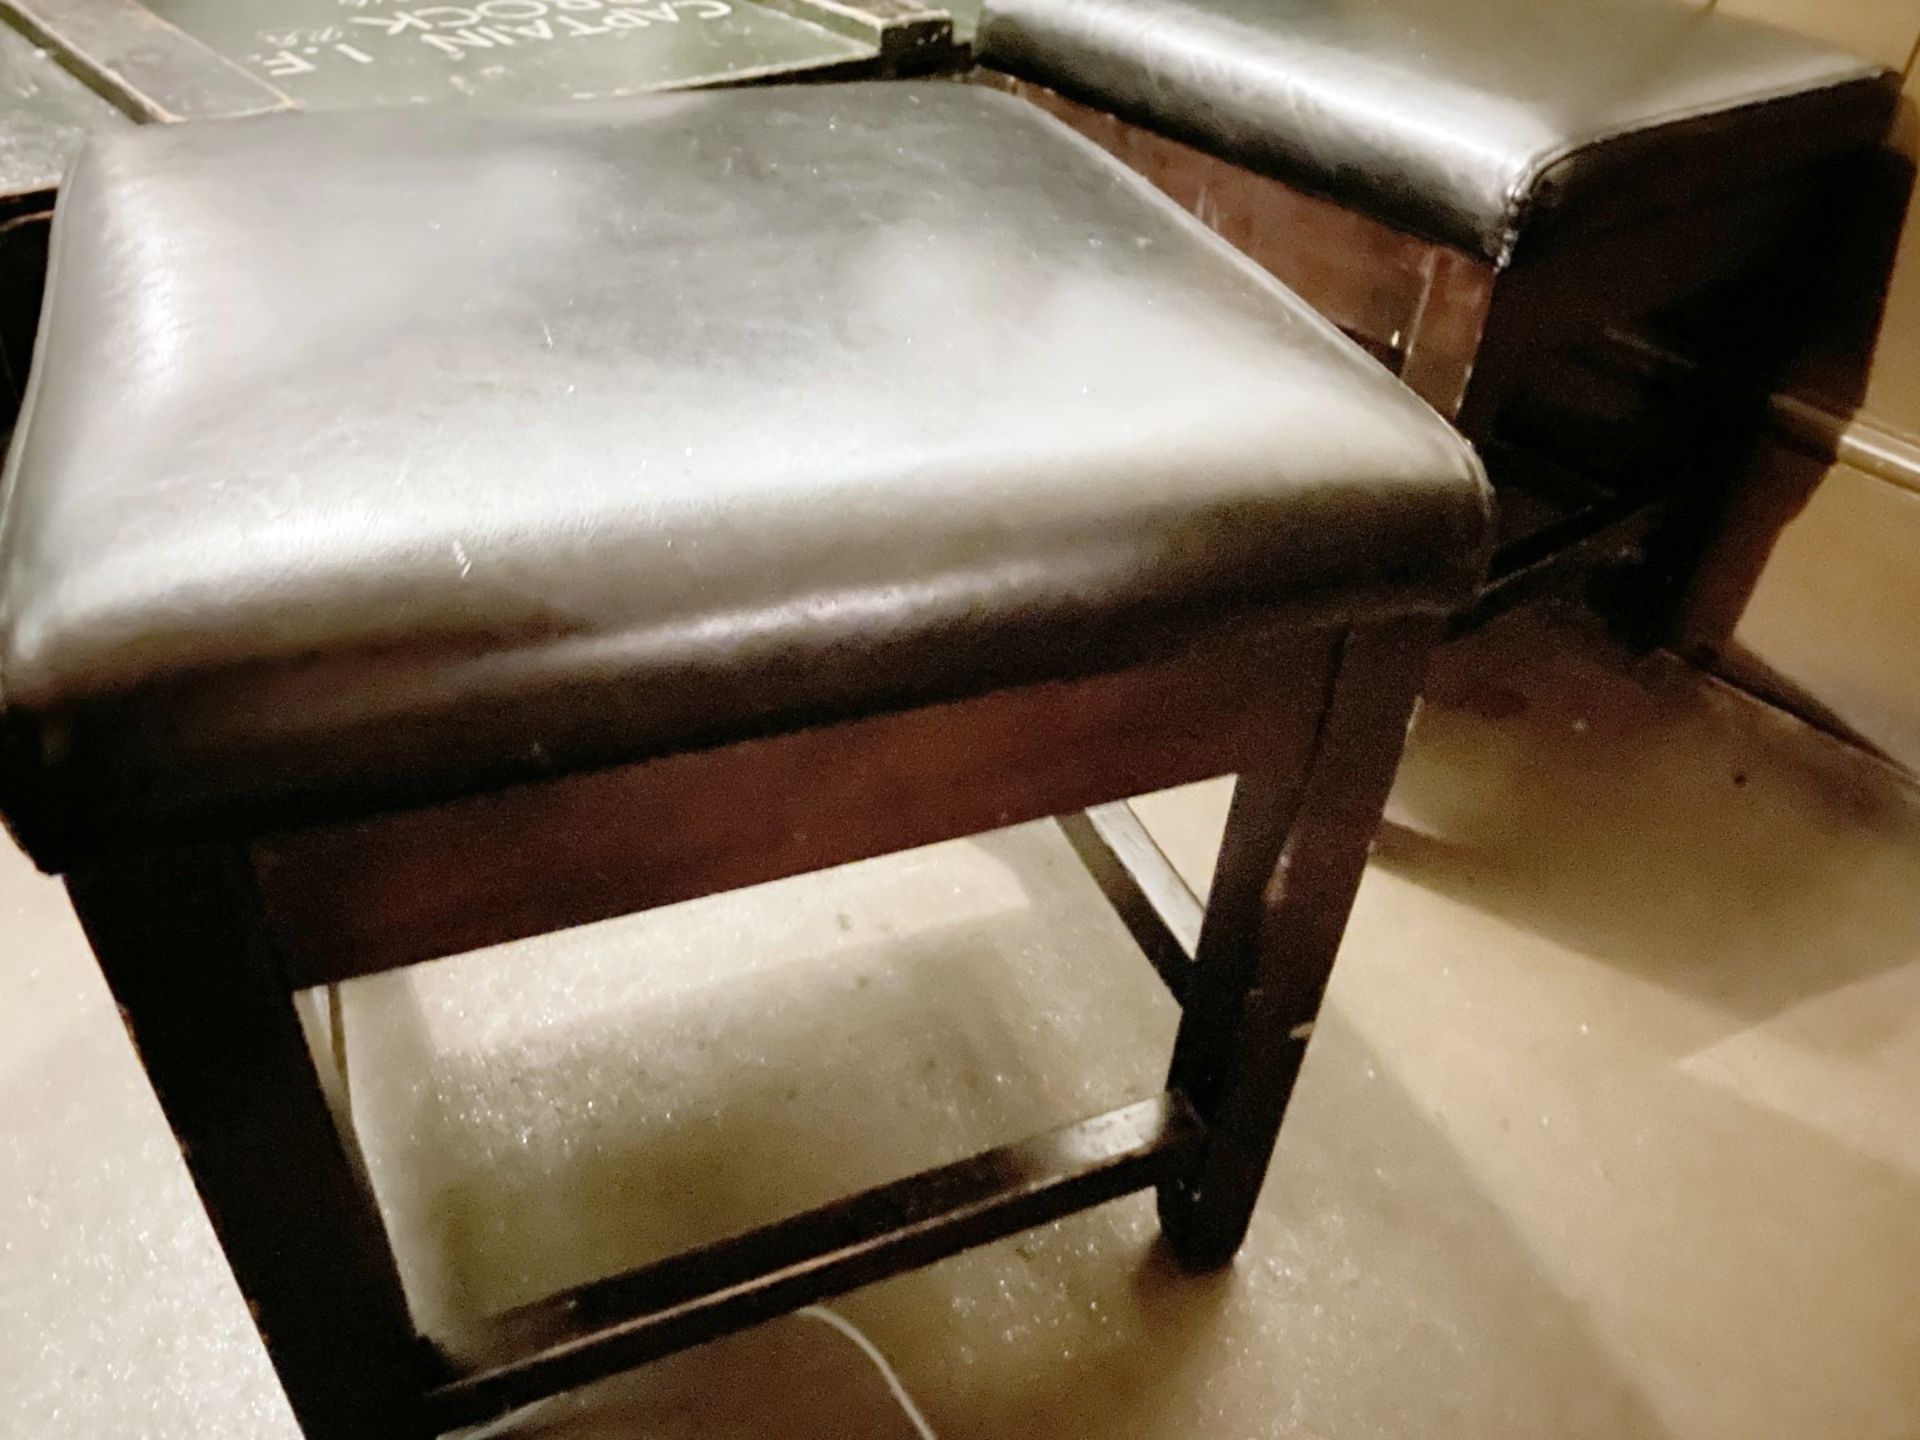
[982,76,1857,640]
[63,613,1438,1439]
[28,31,1880,1440]
[936,87,1880,1277]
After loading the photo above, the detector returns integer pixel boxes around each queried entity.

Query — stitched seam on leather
[1500,65,1893,261]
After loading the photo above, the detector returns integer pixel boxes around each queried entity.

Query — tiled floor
[4,609,1918,1439]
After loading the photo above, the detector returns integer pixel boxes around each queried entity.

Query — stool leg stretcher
[62,618,1436,1436]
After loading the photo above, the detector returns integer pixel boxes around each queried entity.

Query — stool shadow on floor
[328,817,1670,1439]
[449,1009,1673,1440]
[1376,611,1920,1043]
[338,822,1178,1333]
[1676,140,1916,678]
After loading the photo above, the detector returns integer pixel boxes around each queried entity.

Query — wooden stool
[976,0,1902,629]
[0,84,1489,1437]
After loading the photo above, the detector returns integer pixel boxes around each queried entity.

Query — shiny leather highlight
[977,0,1896,260]
[0,82,1489,866]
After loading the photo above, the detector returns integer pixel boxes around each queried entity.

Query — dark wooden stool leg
[1159,621,1436,1271]
[66,845,432,1440]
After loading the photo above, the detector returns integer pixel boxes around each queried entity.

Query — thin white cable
[338,1009,932,1436]
[795,1305,939,1440]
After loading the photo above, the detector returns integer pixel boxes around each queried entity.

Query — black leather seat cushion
[978,0,1897,261]
[0,83,1488,866]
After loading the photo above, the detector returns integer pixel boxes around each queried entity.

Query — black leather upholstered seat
[0,82,1488,865]
[977,0,1897,261]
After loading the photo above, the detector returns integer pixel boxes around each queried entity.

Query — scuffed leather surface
[0,82,1488,866]
[977,0,1896,260]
